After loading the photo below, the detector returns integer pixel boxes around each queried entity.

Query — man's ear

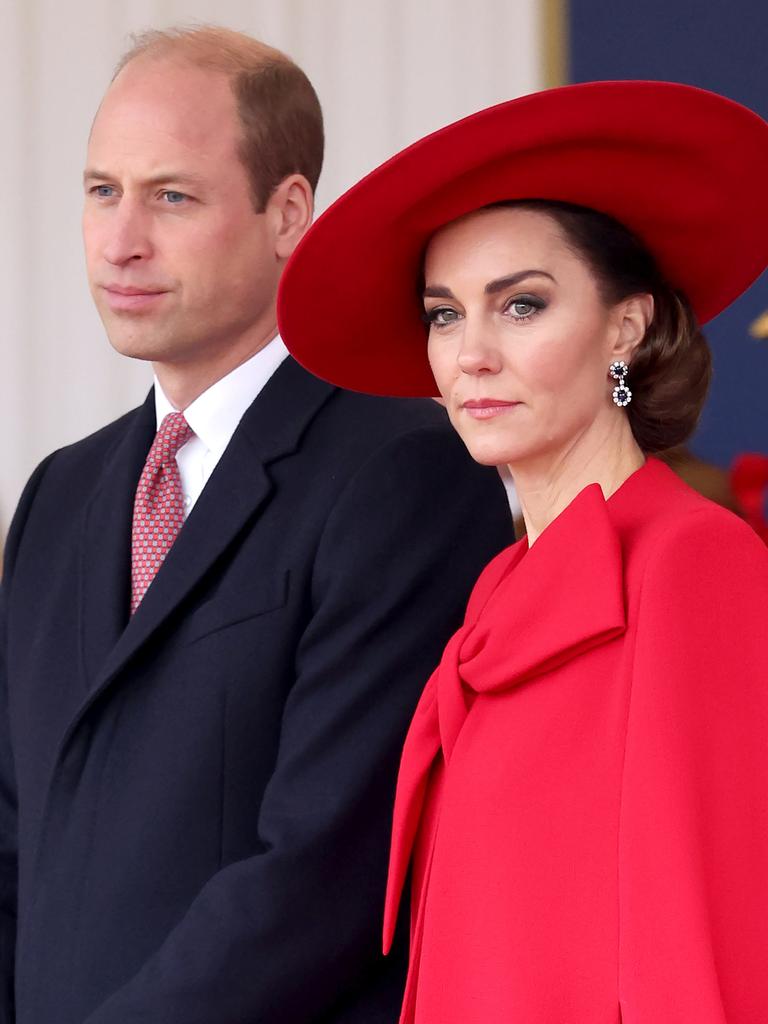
[266,174,314,261]
[612,293,654,362]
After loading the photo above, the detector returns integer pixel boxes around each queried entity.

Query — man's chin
[104,330,212,370]
[104,330,179,363]
[105,336,157,361]
[96,303,177,362]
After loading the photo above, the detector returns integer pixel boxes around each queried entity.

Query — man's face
[83,58,280,366]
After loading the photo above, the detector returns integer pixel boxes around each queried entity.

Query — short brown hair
[495,200,712,454]
[115,25,324,211]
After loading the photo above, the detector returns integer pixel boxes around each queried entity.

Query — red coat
[384,458,768,1023]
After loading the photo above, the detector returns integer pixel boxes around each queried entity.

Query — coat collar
[459,482,626,693]
[76,358,334,726]
[384,475,632,954]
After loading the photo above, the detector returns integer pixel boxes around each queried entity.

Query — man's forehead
[89,63,239,166]
[95,59,236,137]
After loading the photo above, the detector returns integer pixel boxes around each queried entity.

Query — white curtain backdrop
[0,0,545,530]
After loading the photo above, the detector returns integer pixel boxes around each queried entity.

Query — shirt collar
[153,335,289,455]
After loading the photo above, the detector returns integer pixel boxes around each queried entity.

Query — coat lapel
[70,359,335,744]
[79,392,156,685]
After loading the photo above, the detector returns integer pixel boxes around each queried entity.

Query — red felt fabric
[384,458,768,1023]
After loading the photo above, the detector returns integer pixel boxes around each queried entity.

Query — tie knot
[148,412,194,467]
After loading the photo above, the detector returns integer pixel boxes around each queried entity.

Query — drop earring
[609,360,632,407]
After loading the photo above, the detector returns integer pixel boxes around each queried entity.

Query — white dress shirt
[496,463,521,519]
[154,335,289,517]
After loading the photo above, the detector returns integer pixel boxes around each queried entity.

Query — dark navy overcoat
[0,358,513,1024]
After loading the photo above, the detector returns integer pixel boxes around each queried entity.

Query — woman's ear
[612,293,654,361]
[266,173,314,261]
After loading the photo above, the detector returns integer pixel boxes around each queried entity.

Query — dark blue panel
[570,0,768,464]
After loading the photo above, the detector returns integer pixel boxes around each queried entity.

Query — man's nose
[102,199,153,266]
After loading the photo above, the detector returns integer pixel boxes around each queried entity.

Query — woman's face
[423,206,640,468]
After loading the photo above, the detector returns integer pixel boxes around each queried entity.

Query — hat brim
[277,80,768,398]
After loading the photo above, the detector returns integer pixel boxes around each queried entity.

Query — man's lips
[461,398,521,420]
[101,284,170,312]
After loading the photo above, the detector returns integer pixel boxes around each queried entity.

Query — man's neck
[154,328,279,410]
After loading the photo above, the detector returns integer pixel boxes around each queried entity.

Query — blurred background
[1,0,766,534]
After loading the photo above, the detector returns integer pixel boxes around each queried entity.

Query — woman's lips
[461,399,521,420]
[102,285,169,312]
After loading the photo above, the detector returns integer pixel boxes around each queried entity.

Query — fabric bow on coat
[384,484,626,954]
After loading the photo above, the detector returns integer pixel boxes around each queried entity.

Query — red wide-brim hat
[277,80,768,397]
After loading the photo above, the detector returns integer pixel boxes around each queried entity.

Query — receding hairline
[106,24,325,210]
[113,24,297,80]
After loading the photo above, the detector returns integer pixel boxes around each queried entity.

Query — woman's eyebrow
[423,270,556,300]
[423,284,455,299]
[485,270,556,294]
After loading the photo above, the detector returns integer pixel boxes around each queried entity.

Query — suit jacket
[0,357,515,1024]
[384,457,768,1024]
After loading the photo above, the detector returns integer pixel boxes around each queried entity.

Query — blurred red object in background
[732,453,768,544]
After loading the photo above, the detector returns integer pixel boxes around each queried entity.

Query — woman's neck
[511,419,645,546]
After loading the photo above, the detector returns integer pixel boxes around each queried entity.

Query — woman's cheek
[427,344,459,401]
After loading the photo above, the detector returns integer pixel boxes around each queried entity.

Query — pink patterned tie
[131,412,194,614]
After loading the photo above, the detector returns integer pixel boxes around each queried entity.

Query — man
[0,27,513,1024]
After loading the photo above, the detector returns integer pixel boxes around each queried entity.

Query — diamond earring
[609,360,632,407]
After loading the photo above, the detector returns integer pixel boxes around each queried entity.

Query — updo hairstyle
[495,199,712,453]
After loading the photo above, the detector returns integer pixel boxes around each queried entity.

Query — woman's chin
[461,438,526,467]
[450,415,536,468]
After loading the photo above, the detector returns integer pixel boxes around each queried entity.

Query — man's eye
[163,191,188,204]
[92,185,115,198]
[424,306,461,327]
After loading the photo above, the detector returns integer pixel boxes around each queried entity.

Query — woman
[277,82,768,1022]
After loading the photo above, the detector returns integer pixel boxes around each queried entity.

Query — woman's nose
[456,317,503,375]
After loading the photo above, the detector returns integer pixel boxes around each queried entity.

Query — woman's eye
[511,301,535,317]
[424,306,461,327]
[504,295,545,320]
[162,190,188,204]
